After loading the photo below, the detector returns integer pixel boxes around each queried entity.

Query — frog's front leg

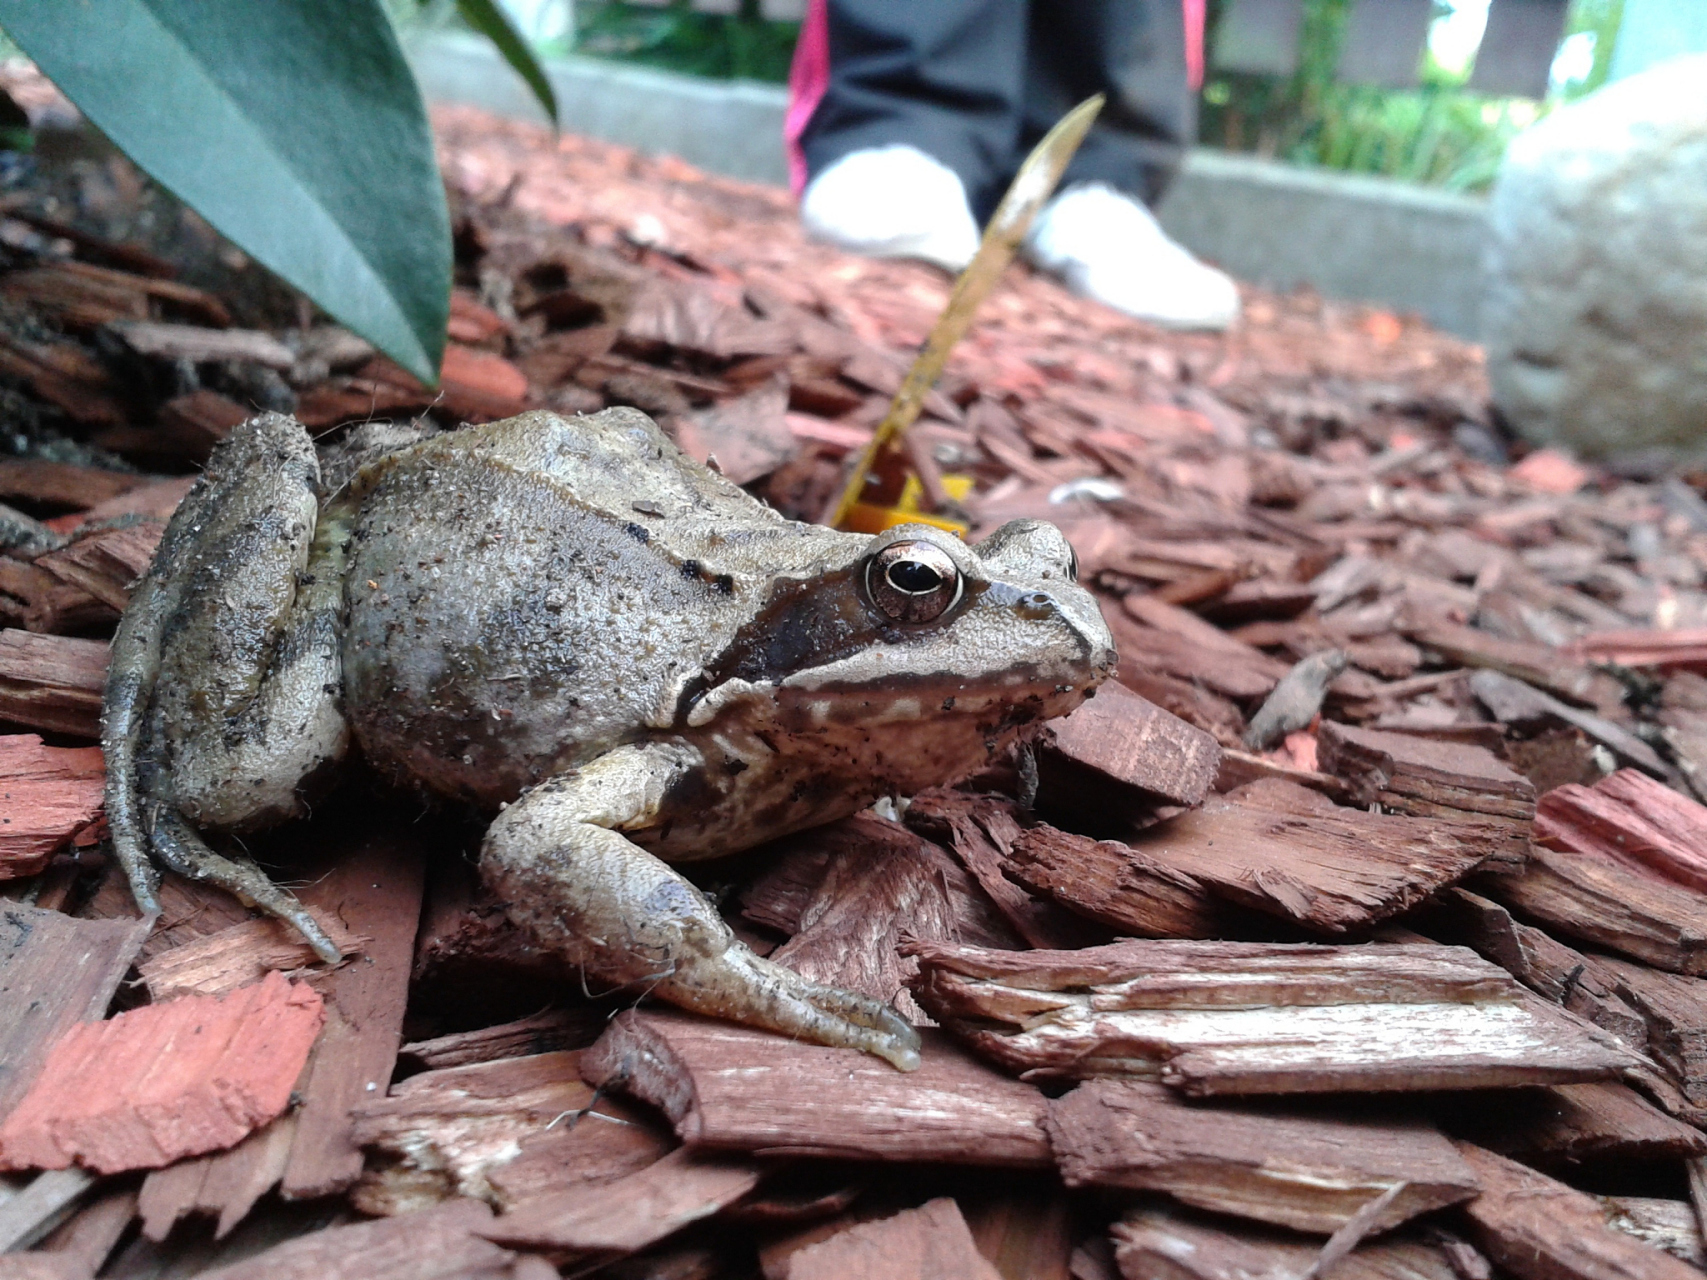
[482,743,923,1070]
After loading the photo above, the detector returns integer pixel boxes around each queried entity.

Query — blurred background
[409,0,1688,194]
[393,0,1707,343]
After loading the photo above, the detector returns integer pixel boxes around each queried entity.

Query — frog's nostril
[1014,592,1055,621]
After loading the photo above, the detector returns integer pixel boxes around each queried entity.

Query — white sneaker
[800,145,981,273]
[1025,182,1241,331]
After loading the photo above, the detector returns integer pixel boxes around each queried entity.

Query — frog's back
[339,409,853,805]
[438,408,770,518]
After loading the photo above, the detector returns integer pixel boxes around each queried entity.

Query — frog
[103,407,1116,1070]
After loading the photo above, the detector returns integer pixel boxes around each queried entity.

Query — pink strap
[1183,0,1206,91]
[784,0,831,197]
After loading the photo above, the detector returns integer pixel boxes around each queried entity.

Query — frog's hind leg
[103,412,352,965]
[482,743,924,1071]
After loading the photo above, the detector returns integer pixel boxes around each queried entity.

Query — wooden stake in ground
[825,95,1102,527]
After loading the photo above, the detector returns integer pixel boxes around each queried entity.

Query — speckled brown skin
[104,408,1115,1069]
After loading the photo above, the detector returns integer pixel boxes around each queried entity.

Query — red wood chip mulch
[2,86,1707,1278]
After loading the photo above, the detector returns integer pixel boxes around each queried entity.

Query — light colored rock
[1484,54,1707,460]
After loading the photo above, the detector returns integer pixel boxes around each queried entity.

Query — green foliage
[1556,0,1623,100]
[0,87,29,153]
[1299,87,1537,191]
[1200,0,1615,192]
[450,0,560,124]
[571,1,799,83]
[0,0,451,385]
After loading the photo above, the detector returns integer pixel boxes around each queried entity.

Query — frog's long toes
[874,1007,922,1066]
[800,982,922,1057]
[238,893,340,966]
[123,862,163,916]
[848,1004,922,1071]
[282,909,342,966]
[661,947,923,1070]
[785,978,922,1071]
[865,1023,923,1072]
[791,997,921,1072]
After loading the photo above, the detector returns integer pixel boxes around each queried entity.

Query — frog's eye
[1066,544,1079,584]
[866,541,963,624]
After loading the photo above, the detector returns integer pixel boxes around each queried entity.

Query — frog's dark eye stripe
[866,540,962,624]
[1066,544,1079,584]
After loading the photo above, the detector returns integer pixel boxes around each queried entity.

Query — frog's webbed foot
[482,743,924,1071]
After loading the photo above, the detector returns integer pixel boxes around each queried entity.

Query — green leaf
[455,0,560,126]
[0,87,30,152]
[0,0,450,386]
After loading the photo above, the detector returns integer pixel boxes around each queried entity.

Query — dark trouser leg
[1021,0,1192,211]
[800,0,1028,215]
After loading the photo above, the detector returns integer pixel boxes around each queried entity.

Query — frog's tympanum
[104,409,1115,1069]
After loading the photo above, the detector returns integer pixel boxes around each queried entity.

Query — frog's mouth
[677,656,1100,737]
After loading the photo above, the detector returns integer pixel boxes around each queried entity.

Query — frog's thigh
[157,476,350,829]
[166,596,347,829]
[482,743,923,1071]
